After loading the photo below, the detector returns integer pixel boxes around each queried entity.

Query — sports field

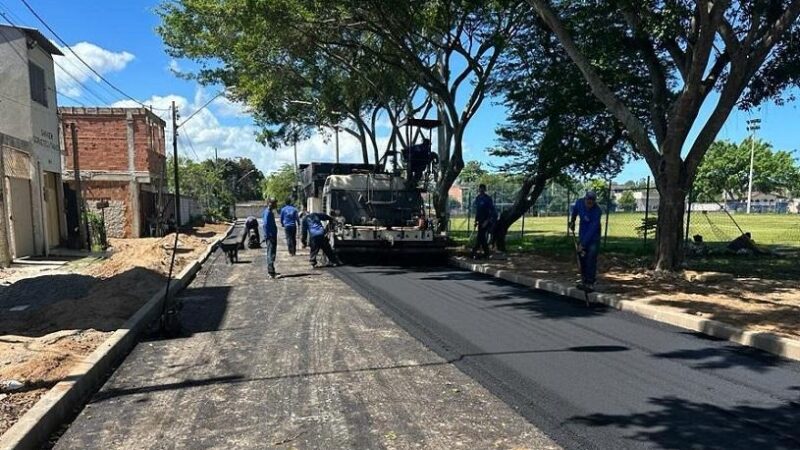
[449,212,800,248]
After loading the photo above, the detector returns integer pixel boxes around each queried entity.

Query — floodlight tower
[746,118,761,214]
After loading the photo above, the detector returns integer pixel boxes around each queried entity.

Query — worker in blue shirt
[303,212,341,268]
[471,184,497,259]
[280,198,299,256]
[569,191,602,290]
[262,198,278,278]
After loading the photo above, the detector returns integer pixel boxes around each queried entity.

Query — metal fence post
[604,179,612,247]
[466,190,472,232]
[685,185,693,243]
[643,176,651,249]
[566,188,571,235]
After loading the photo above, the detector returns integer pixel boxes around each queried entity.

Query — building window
[29,62,48,107]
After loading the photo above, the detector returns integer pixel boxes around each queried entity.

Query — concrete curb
[0,225,233,450]
[450,257,800,363]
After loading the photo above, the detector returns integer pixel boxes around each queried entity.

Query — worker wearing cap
[262,198,279,278]
[569,191,602,290]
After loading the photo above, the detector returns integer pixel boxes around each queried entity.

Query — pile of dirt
[0,223,228,436]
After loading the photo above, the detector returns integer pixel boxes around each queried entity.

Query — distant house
[789,199,800,214]
[449,184,464,211]
[0,24,66,257]
[633,190,660,212]
[720,191,790,213]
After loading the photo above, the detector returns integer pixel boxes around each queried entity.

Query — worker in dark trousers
[303,212,341,268]
[262,198,278,278]
[280,198,299,256]
[569,191,602,290]
[244,215,260,248]
[471,183,497,259]
[299,208,309,249]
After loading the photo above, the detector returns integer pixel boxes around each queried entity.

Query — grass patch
[449,213,800,280]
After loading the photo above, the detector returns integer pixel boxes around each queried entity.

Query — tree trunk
[493,175,547,252]
[653,173,687,271]
[432,127,463,232]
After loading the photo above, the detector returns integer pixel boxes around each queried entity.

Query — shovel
[570,228,590,307]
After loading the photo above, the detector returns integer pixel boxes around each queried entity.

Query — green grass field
[449,212,800,280]
[449,212,800,248]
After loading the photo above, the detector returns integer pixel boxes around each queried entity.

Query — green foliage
[157,0,414,147]
[586,178,612,206]
[694,138,800,202]
[168,156,234,219]
[618,190,636,212]
[458,161,487,184]
[262,164,297,204]
[635,217,658,238]
[85,210,107,251]
[216,157,265,201]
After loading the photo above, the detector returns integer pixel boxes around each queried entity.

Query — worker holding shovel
[569,191,602,292]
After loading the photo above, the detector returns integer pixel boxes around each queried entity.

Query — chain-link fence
[448,178,800,255]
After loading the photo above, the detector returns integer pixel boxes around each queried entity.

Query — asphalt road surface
[334,264,800,450]
[53,244,558,449]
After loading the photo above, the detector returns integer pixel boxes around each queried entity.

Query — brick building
[59,107,167,238]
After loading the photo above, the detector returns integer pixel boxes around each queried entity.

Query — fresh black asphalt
[334,265,800,450]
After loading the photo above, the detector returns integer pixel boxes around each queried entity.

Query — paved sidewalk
[55,238,558,449]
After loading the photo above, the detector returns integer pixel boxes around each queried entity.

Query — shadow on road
[569,395,800,449]
[653,343,789,373]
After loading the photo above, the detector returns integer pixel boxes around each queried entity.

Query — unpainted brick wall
[61,109,166,174]
[83,181,131,238]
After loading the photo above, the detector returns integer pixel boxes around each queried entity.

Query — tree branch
[526,0,659,167]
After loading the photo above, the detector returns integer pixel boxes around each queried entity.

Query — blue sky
[2,0,798,181]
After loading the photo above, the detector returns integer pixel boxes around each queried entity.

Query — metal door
[44,172,60,248]
[8,177,34,257]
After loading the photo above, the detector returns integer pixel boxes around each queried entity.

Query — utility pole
[70,123,88,250]
[746,118,761,214]
[172,101,181,228]
[0,133,11,267]
[293,137,300,202]
[334,125,340,164]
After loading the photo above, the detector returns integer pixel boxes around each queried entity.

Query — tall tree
[694,138,800,201]
[262,164,298,203]
[215,157,265,201]
[160,0,527,229]
[527,0,800,269]
[158,0,413,164]
[488,7,650,250]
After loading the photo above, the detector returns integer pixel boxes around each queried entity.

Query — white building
[633,190,660,212]
[0,24,66,257]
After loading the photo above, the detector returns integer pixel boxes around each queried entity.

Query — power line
[51,57,115,105]
[19,0,170,111]
[179,132,200,160]
[178,92,224,128]
[0,8,113,105]
[52,87,86,107]
[0,12,28,63]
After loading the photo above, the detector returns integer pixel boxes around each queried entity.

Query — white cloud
[55,42,134,97]
[112,88,373,175]
[167,59,181,73]
[212,95,249,118]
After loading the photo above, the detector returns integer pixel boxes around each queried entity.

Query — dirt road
[0,224,228,436]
